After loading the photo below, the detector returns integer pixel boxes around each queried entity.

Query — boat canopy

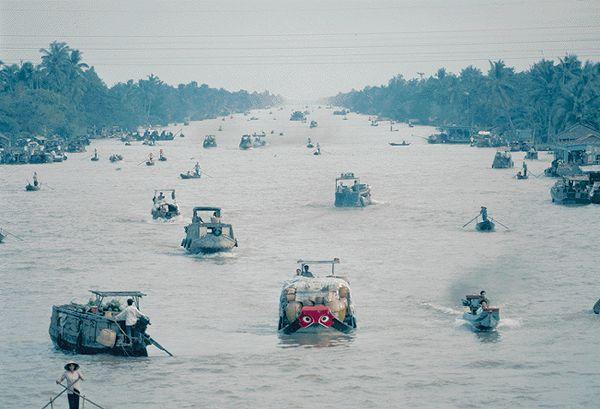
[336,172,360,186]
[89,290,146,308]
[297,258,340,275]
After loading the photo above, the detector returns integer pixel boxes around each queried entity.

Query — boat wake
[421,302,462,315]
[497,317,521,329]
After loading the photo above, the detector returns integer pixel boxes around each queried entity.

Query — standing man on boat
[57,361,84,409]
[210,211,221,224]
[114,299,146,343]
[194,161,201,176]
[522,162,528,177]
[480,206,488,222]
[301,265,314,278]
[33,171,39,187]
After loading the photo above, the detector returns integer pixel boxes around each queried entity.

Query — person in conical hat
[57,361,84,409]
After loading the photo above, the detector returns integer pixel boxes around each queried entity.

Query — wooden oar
[462,215,479,228]
[490,217,510,230]
[55,383,106,409]
[2,228,24,241]
[144,334,174,357]
[40,388,67,409]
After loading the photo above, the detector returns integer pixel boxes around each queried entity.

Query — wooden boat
[181,207,237,253]
[239,135,253,150]
[158,151,167,161]
[109,154,123,163]
[278,259,357,334]
[516,172,528,180]
[180,172,201,179]
[492,151,514,169]
[551,176,591,205]
[462,295,500,331]
[335,172,372,207]
[0,228,5,243]
[593,298,600,314]
[146,160,155,166]
[151,189,180,220]
[203,135,217,148]
[475,220,495,231]
[25,183,40,191]
[49,290,154,356]
[389,141,410,146]
[91,150,99,162]
[309,120,318,128]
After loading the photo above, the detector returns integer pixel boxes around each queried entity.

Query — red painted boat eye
[319,315,330,324]
[302,316,313,324]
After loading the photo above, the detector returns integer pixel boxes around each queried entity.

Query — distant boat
[239,135,253,150]
[203,135,217,148]
[151,189,180,220]
[335,172,372,207]
[389,141,410,146]
[492,151,514,169]
[25,183,40,191]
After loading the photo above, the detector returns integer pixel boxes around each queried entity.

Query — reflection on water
[475,329,502,343]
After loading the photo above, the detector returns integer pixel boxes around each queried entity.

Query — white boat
[461,295,500,331]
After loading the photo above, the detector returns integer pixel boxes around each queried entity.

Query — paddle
[462,215,479,228]
[144,334,174,357]
[55,382,106,409]
[40,388,67,409]
[2,228,24,241]
[490,217,510,231]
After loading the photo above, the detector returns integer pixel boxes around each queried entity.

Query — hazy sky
[1,0,599,100]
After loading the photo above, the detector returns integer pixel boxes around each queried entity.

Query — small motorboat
[151,189,180,220]
[109,154,123,163]
[253,134,266,148]
[389,141,410,146]
[278,259,357,334]
[181,207,237,253]
[462,294,500,331]
[239,135,253,150]
[203,135,217,148]
[335,172,372,207]
[49,290,167,357]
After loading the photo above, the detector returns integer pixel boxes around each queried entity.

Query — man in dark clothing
[301,265,314,278]
[480,290,489,309]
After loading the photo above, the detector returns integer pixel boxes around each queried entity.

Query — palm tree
[39,41,71,91]
[488,60,516,131]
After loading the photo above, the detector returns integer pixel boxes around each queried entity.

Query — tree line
[0,41,281,142]
[330,57,599,142]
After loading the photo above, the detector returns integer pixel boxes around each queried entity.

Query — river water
[1,107,599,408]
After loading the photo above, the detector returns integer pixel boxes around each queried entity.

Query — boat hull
[476,220,495,231]
[181,235,237,254]
[463,309,500,331]
[25,184,40,191]
[49,306,148,357]
[180,173,201,179]
[335,191,371,207]
[550,187,591,205]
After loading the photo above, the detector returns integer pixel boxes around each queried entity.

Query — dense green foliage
[331,57,600,141]
[0,42,280,141]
